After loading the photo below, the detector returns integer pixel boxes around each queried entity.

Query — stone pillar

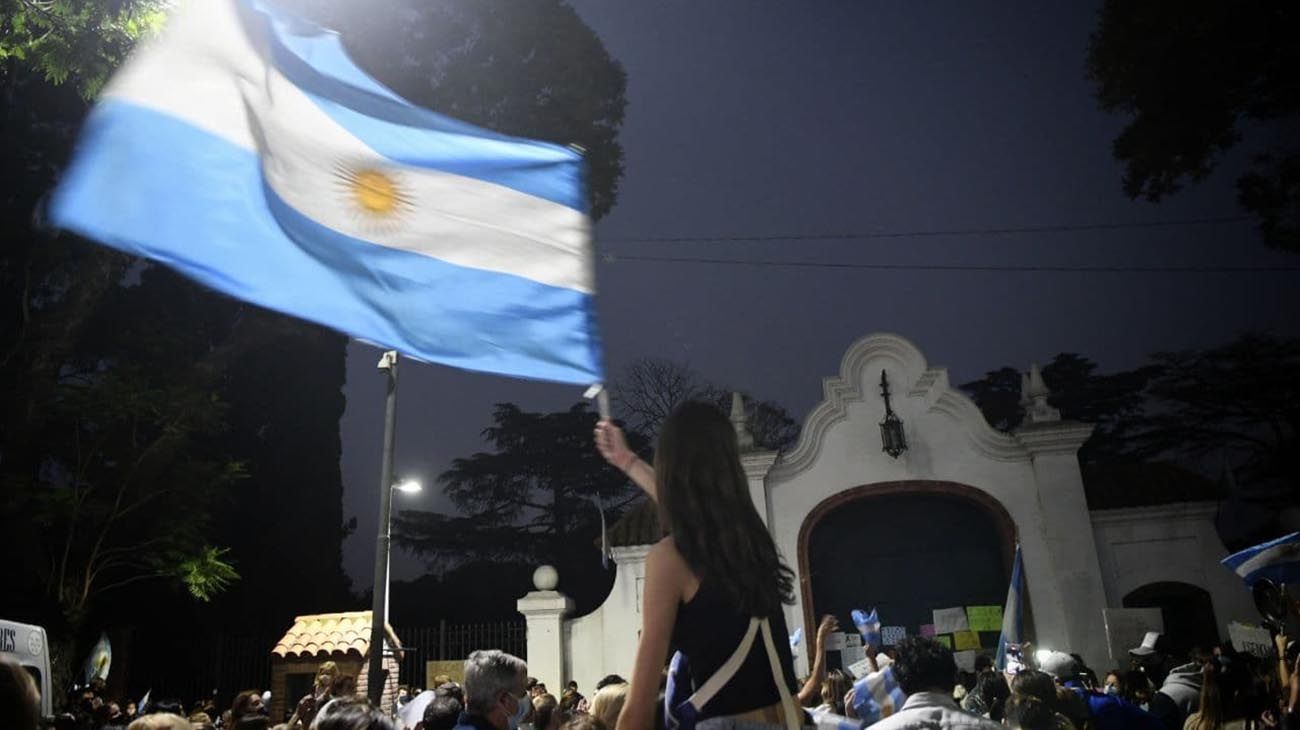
[517,565,573,693]
[734,392,780,527]
[1014,365,1111,671]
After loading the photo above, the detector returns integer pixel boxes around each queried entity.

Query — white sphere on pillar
[533,565,559,591]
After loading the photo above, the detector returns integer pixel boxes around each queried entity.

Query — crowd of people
[4,401,1298,730]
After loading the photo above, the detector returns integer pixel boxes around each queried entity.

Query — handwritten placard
[882,626,907,646]
[844,633,863,648]
[848,657,874,679]
[933,607,970,635]
[953,650,977,672]
[966,605,1003,633]
[825,631,847,651]
[953,630,981,651]
[842,645,867,667]
[1228,622,1275,659]
[919,624,936,638]
[934,635,952,649]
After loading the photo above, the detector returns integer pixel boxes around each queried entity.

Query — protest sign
[845,633,863,648]
[953,650,977,672]
[1228,622,1275,658]
[1102,608,1164,665]
[882,626,907,646]
[934,635,952,649]
[966,605,1003,633]
[825,631,847,651]
[847,657,874,679]
[919,624,936,638]
[843,645,867,667]
[953,630,981,651]
[933,607,970,634]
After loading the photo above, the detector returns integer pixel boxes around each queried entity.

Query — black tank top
[670,579,799,718]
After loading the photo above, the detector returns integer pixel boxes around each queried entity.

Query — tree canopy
[1087,0,1300,251]
[614,357,801,451]
[393,402,650,613]
[960,334,1299,545]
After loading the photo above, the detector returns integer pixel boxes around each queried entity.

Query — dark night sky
[340,1,1300,588]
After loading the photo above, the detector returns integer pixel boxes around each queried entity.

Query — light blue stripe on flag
[50,0,603,385]
[1222,532,1300,586]
[248,0,586,211]
[995,543,1024,671]
[51,100,601,384]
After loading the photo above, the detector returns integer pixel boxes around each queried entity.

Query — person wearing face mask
[1039,652,1162,730]
[453,650,531,730]
[1104,672,1124,698]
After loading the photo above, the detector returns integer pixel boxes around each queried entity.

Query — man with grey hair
[453,650,530,730]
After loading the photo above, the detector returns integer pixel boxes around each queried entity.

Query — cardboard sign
[953,630,981,651]
[882,626,907,646]
[842,645,867,667]
[1102,608,1164,665]
[933,607,970,635]
[825,631,847,651]
[1228,622,1275,659]
[934,635,952,649]
[966,605,1003,633]
[847,657,874,679]
[953,650,977,672]
[919,624,936,638]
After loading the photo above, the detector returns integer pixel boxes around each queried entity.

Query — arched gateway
[524,333,1256,694]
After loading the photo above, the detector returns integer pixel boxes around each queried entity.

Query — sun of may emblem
[334,163,412,225]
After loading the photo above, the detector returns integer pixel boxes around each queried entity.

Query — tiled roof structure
[271,611,400,659]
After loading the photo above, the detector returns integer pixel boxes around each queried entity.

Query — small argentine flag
[850,664,907,725]
[995,543,1024,671]
[1222,532,1300,586]
[50,0,602,384]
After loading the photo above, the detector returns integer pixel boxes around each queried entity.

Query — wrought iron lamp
[879,369,907,458]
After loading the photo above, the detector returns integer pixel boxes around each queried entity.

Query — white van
[1,619,53,719]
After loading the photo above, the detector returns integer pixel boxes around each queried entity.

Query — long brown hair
[655,401,794,617]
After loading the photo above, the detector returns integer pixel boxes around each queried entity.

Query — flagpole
[368,350,400,707]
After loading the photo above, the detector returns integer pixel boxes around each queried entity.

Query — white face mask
[1105,685,1120,696]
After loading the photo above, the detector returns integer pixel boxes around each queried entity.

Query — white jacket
[867,691,1004,730]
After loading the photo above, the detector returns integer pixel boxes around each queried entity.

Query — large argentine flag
[50,0,602,384]
[1222,532,1300,586]
[994,543,1024,671]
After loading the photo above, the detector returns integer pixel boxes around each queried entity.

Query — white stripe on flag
[107,0,593,294]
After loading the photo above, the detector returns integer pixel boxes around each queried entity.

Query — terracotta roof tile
[271,611,402,659]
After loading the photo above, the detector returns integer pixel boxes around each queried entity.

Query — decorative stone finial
[1020,363,1060,425]
[532,565,559,591]
[731,392,754,451]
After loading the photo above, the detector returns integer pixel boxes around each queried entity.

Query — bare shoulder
[649,536,700,600]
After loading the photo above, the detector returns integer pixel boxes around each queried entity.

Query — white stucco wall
[553,333,1239,688]
[561,545,649,693]
[1090,502,1255,638]
[765,333,1111,673]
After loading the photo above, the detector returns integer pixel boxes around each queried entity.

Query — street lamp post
[367,351,400,706]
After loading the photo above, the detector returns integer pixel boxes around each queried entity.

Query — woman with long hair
[595,401,801,730]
